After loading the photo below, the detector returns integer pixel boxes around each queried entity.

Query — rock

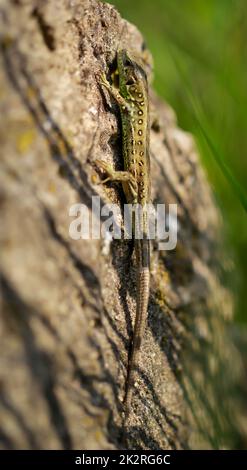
[0,0,244,449]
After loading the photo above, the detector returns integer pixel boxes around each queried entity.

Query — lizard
[95,49,151,420]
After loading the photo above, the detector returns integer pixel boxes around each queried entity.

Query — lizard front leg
[95,159,138,201]
[98,73,132,113]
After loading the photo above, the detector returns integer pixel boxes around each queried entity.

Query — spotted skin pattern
[95,49,151,421]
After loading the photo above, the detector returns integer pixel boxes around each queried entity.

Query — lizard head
[117,49,147,99]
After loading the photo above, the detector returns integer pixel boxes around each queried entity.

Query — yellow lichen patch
[48,181,56,193]
[157,262,170,286]
[155,289,166,308]
[91,173,99,184]
[57,138,73,156]
[155,263,171,307]
[16,129,36,154]
[26,86,38,101]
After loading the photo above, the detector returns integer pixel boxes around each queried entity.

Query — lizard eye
[126,78,135,86]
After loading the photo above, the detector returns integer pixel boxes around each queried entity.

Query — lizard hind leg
[95,159,138,199]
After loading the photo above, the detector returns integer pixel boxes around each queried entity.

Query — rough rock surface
[0,0,244,449]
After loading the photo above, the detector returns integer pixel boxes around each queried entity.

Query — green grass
[108,0,247,323]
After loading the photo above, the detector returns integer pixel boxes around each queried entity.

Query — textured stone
[0,0,244,450]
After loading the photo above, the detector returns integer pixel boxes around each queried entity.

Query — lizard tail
[124,238,150,420]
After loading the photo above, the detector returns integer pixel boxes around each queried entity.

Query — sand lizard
[95,49,151,420]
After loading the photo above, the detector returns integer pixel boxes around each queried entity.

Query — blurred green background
[109,0,247,323]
